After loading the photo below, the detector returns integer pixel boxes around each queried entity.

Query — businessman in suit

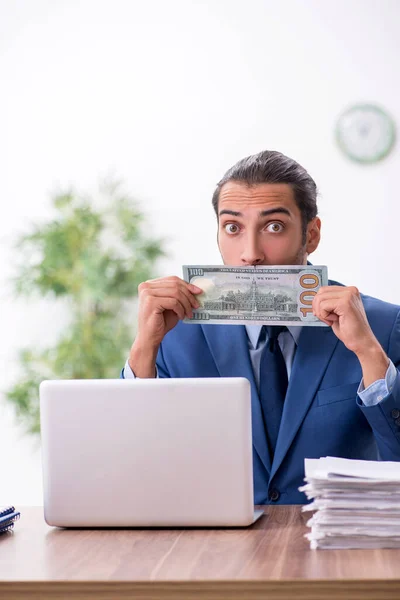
[121,150,400,504]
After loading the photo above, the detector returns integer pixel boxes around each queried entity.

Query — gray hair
[212,150,318,240]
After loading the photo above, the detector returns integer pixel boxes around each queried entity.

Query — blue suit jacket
[122,288,400,504]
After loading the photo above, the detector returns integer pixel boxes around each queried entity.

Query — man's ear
[306,217,321,255]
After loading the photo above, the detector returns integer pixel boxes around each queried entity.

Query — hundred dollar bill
[182,265,328,326]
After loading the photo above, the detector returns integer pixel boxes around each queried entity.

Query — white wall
[1,0,399,505]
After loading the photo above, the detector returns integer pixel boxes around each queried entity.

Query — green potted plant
[7,181,165,434]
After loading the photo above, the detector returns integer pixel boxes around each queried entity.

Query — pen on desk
[0,510,20,524]
[0,506,16,518]
[0,523,15,534]
[0,507,20,534]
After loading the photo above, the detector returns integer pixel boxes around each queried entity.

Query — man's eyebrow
[218,207,291,218]
[259,207,291,218]
[219,209,242,217]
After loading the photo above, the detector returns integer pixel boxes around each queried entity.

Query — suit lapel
[270,325,339,481]
[202,325,272,474]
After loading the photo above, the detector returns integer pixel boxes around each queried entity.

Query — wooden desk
[0,506,399,599]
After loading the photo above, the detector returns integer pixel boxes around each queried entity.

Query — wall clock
[335,104,396,164]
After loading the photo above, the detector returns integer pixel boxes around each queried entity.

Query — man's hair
[212,150,318,241]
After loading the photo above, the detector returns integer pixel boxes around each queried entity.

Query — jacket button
[391,409,400,419]
[269,489,280,502]
[395,418,400,427]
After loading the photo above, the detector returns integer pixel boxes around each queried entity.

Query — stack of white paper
[299,456,400,549]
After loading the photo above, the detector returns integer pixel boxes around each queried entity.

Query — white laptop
[40,378,263,528]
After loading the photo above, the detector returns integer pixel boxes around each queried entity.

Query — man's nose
[240,235,265,266]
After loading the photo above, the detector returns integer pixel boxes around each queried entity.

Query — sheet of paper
[305,456,400,481]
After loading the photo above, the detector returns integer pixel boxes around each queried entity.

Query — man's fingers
[188,283,203,294]
[313,286,362,316]
[150,282,201,309]
[316,286,360,299]
[140,280,201,312]
[145,276,202,292]
[314,299,341,321]
[141,287,195,318]
[142,276,202,293]
[154,297,187,320]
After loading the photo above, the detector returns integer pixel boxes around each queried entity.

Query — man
[121,150,400,504]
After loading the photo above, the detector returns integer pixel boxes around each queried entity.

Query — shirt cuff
[357,360,397,406]
[123,359,159,379]
[123,359,136,379]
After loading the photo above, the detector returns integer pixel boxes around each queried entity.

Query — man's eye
[266,222,284,233]
[224,223,240,234]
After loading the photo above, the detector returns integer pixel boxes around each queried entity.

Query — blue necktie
[259,325,288,458]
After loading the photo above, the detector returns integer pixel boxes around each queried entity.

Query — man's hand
[313,285,389,387]
[128,276,202,378]
[313,286,375,354]
[136,276,202,346]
